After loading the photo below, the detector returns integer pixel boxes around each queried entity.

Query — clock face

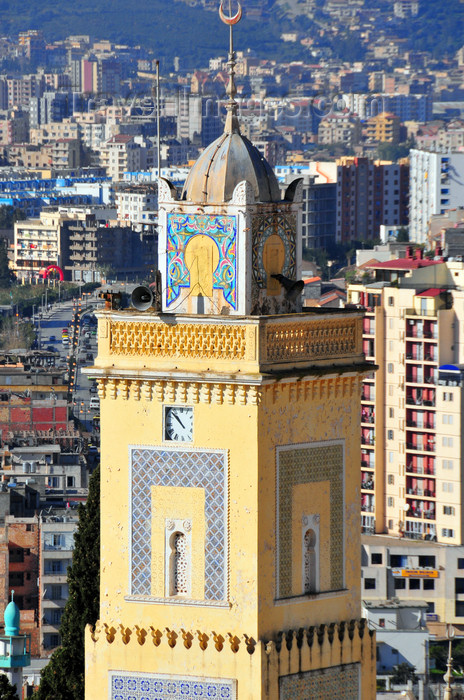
[164,406,194,442]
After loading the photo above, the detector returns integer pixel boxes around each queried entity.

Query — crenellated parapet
[86,618,376,699]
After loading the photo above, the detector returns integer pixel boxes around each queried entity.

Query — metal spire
[219,1,242,133]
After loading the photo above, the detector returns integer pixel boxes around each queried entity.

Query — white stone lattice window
[165,519,192,597]
[302,514,320,594]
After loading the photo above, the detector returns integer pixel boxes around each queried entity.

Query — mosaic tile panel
[166,214,237,309]
[277,443,344,598]
[111,673,236,700]
[131,448,226,601]
[251,213,296,288]
[279,663,360,700]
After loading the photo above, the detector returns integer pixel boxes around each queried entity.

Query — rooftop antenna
[219,0,242,133]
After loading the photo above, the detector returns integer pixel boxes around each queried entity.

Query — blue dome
[4,594,20,636]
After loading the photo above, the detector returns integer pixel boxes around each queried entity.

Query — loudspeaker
[271,274,305,302]
[131,286,154,311]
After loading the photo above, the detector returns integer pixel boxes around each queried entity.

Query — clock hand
[173,413,186,429]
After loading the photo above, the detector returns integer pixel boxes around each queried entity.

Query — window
[394,578,406,589]
[444,506,455,515]
[378,618,385,628]
[388,497,394,507]
[388,297,394,306]
[364,578,376,590]
[391,554,407,567]
[455,578,464,594]
[388,474,394,484]
[387,430,394,440]
[388,363,394,373]
[389,408,394,418]
[26,524,34,532]
[9,572,24,587]
[456,601,464,617]
[388,519,394,529]
[9,548,24,563]
[443,460,454,470]
[51,585,61,599]
[371,553,383,565]
[442,528,455,538]
[427,602,435,613]
[459,559,464,570]
[409,579,420,590]
[423,579,435,590]
[303,528,318,594]
[419,555,435,568]
[443,415,454,425]
[443,483,454,493]
[172,532,188,595]
[66,476,75,487]
[443,437,454,448]
[443,392,454,401]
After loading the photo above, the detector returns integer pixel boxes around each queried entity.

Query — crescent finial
[219,0,242,25]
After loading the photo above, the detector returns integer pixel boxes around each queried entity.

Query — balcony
[406,464,435,476]
[406,419,435,430]
[361,436,375,446]
[405,308,437,318]
[361,479,374,491]
[361,460,374,470]
[406,441,435,453]
[361,410,375,424]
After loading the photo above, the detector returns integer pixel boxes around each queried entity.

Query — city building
[84,12,376,699]
[365,112,401,144]
[318,114,362,148]
[362,534,464,626]
[115,183,158,231]
[409,149,464,244]
[336,157,409,244]
[348,253,464,544]
[39,511,78,653]
[363,598,429,679]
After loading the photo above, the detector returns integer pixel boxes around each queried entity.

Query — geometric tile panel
[277,442,344,598]
[279,664,360,700]
[110,672,237,700]
[131,448,227,601]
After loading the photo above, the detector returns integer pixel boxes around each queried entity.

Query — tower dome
[4,593,20,636]
[182,128,281,204]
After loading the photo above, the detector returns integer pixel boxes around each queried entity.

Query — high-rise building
[348,252,464,544]
[409,148,464,244]
[84,9,376,699]
[336,157,409,245]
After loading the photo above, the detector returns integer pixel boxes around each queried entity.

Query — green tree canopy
[0,675,19,700]
[34,465,100,700]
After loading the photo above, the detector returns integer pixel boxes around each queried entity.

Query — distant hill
[0,0,462,70]
[0,0,298,69]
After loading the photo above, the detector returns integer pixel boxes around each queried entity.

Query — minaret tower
[85,4,376,698]
[0,592,31,692]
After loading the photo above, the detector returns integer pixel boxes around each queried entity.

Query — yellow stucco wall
[85,313,375,699]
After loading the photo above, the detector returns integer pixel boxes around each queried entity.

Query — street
[37,295,103,436]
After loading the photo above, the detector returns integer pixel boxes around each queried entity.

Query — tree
[0,675,19,700]
[34,466,100,700]
[397,227,409,243]
[0,242,13,288]
[390,662,417,684]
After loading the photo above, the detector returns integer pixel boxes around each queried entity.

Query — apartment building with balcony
[39,514,77,654]
[349,253,464,545]
[13,209,69,281]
